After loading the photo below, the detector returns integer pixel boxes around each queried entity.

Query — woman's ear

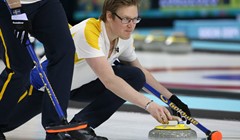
[106,11,113,22]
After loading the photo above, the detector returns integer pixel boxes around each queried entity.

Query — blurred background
[60,0,240,53]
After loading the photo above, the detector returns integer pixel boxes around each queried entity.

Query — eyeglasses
[113,13,141,24]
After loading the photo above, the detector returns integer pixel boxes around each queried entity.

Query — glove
[169,95,191,124]
[11,8,31,45]
[30,60,48,90]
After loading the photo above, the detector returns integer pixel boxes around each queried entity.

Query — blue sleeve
[30,60,48,89]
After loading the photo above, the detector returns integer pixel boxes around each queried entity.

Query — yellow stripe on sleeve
[74,53,84,64]
[84,18,101,50]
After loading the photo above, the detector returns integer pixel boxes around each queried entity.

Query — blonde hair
[99,0,141,22]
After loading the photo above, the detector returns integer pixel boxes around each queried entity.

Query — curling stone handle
[172,116,184,124]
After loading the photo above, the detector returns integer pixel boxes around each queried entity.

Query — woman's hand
[146,102,173,124]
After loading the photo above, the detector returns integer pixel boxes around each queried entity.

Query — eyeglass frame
[113,13,141,24]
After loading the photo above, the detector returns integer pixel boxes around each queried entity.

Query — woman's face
[109,5,139,40]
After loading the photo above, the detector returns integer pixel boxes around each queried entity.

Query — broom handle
[25,40,66,121]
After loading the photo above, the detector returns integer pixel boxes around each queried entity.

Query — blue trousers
[0,0,75,128]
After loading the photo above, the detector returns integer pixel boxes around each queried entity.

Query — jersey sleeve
[72,19,105,59]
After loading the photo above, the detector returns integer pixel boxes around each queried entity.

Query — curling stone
[148,123,197,140]
[162,32,192,54]
[141,30,166,51]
